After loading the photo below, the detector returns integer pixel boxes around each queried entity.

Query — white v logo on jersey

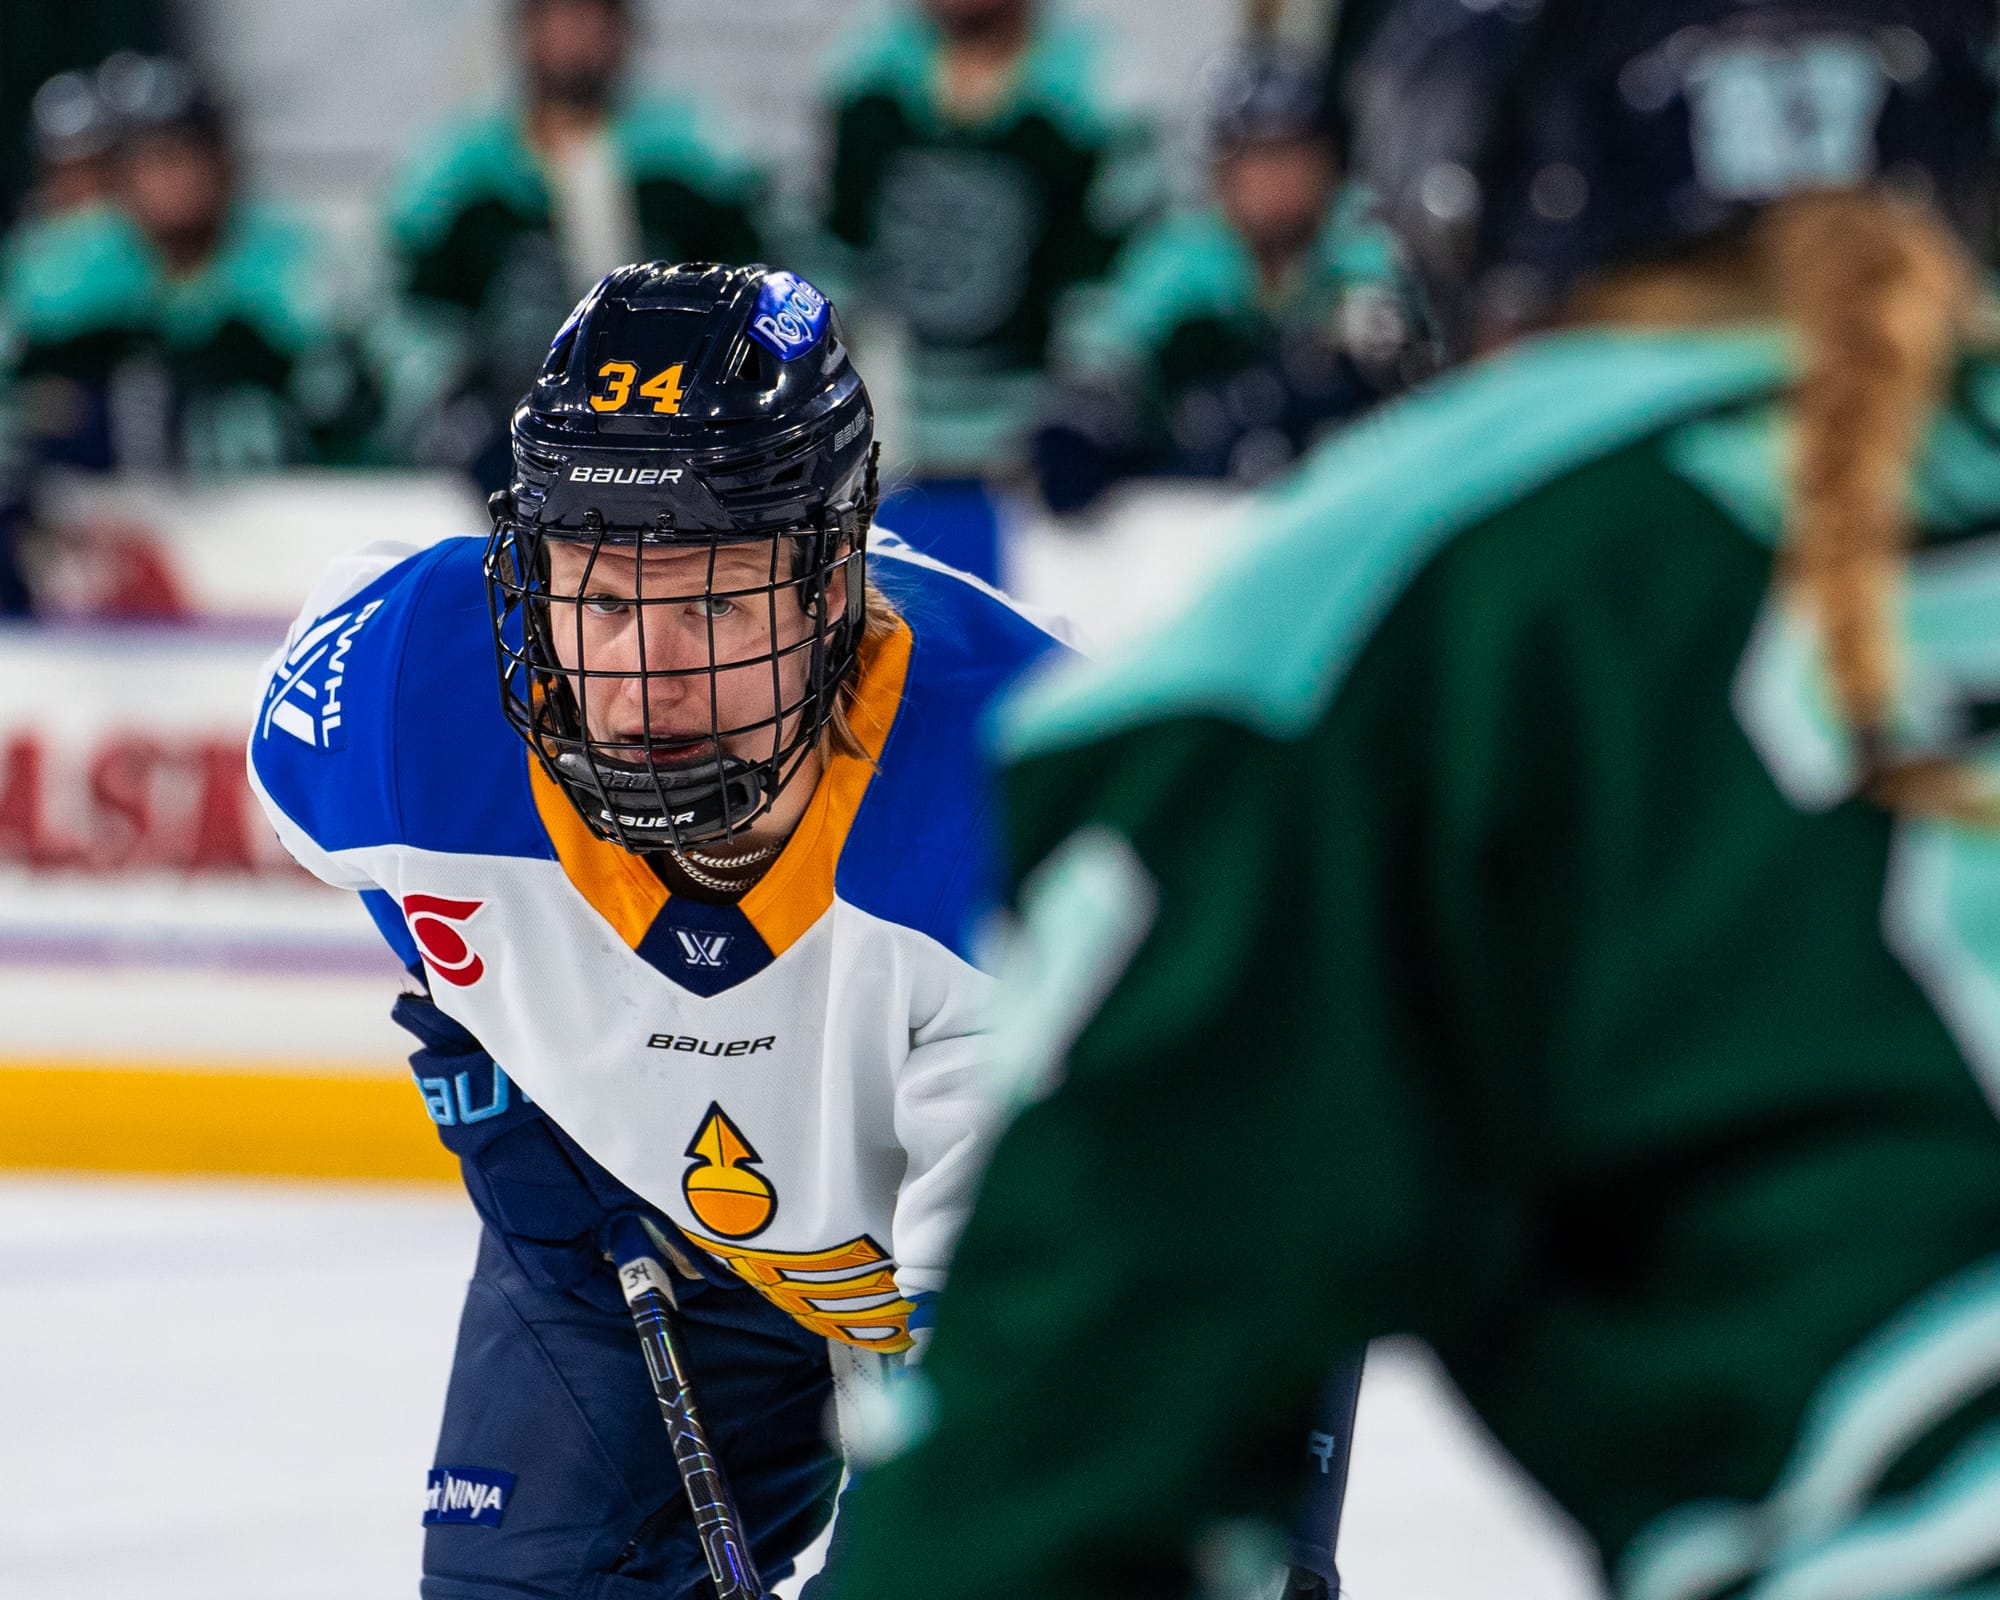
[673,931,733,969]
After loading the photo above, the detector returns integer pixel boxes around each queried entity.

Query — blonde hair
[823,578,904,764]
[1567,189,1985,820]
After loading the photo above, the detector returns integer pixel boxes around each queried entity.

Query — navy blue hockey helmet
[1198,42,1335,162]
[486,261,879,853]
[1337,0,2000,352]
[97,54,229,152]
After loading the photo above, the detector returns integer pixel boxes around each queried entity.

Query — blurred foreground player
[831,3,2000,1598]
[248,262,1068,1596]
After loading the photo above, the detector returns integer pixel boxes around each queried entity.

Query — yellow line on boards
[0,1062,458,1183]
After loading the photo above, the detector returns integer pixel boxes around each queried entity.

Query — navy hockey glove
[392,988,724,1314]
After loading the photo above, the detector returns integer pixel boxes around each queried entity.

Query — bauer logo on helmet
[565,466,685,485]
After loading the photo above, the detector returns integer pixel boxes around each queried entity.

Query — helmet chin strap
[552,747,771,849]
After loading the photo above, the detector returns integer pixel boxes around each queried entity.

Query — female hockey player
[246,262,1078,1597]
[829,3,2000,1599]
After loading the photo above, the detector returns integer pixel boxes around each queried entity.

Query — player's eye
[695,597,735,620]
[580,593,631,617]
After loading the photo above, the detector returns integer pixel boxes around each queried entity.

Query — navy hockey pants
[393,987,838,1596]
[421,1227,841,1600]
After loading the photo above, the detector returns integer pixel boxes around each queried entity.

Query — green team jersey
[1056,187,1407,387]
[818,4,1157,473]
[384,98,765,471]
[0,200,376,471]
[1042,188,1418,490]
[830,329,2000,1600]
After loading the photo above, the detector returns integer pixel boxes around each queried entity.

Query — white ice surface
[0,1178,1603,1600]
[0,1177,476,1599]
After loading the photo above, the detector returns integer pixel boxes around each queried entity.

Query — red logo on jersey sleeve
[402,894,487,987]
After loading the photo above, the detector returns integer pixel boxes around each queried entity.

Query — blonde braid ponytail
[1759,190,1978,815]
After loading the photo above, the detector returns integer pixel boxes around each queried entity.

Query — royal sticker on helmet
[747,272,831,361]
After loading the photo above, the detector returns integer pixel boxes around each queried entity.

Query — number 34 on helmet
[484,261,881,854]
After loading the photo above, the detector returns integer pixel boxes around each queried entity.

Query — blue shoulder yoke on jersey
[256,536,1071,971]
[840,543,1071,961]
[251,537,557,869]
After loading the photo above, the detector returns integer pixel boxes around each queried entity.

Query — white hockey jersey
[248,534,1068,1352]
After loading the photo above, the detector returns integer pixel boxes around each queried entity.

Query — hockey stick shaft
[610,1218,766,1600]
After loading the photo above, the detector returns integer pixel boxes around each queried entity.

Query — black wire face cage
[486,504,867,854]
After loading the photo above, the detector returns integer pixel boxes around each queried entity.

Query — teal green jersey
[1037,188,1422,501]
[386,97,766,315]
[384,97,766,476]
[1055,187,1407,385]
[1,200,377,471]
[818,5,1158,473]
[829,330,2000,1600]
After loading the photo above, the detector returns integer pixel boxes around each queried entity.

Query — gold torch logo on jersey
[682,1103,778,1240]
[677,1104,917,1350]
